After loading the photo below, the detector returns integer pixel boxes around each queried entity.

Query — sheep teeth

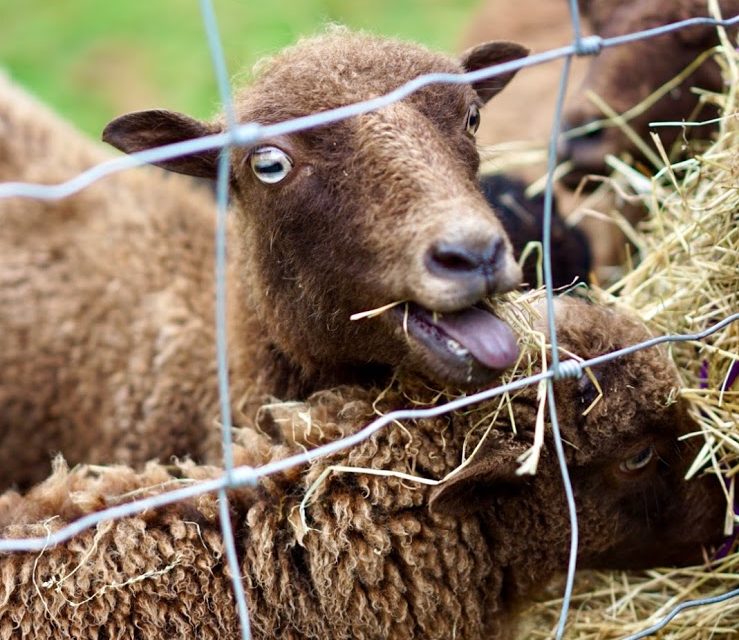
[445,338,469,358]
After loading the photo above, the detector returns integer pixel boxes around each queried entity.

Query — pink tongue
[435,307,519,370]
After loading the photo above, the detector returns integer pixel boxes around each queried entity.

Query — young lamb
[559,0,739,187]
[0,297,724,640]
[0,30,532,491]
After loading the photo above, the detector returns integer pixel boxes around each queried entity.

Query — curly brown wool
[0,297,725,640]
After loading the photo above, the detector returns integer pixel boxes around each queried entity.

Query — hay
[247,28,738,639]
[525,36,739,640]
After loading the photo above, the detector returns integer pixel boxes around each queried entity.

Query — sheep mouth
[395,302,519,385]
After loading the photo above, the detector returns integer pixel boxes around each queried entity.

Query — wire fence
[0,1,738,638]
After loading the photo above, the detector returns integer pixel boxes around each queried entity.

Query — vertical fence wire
[0,4,738,639]
[540,51,580,640]
[567,0,585,46]
[199,0,253,637]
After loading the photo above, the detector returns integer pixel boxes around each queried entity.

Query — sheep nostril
[485,237,503,269]
[426,237,503,278]
[428,242,480,274]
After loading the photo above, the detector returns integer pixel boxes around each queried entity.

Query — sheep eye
[619,445,655,473]
[465,104,481,135]
[249,146,293,184]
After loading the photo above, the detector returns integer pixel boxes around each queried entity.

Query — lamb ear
[429,440,530,517]
[460,41,529,104]
[102,110,221,179]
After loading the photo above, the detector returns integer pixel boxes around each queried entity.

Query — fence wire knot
[553,359,584,380]
[574,35,603,57]
[233,465,258,488]
[231,122,262,147]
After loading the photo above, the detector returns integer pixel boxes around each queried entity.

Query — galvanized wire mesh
[1,1,739,638]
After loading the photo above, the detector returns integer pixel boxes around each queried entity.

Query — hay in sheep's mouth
[395,302,519,375]
[351,295,527,386]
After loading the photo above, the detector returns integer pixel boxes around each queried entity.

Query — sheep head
[559,0,734,188]
[103,30,530,392]
[430,297,725,598]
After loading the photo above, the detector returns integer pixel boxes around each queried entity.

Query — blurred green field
[1,0,478,137]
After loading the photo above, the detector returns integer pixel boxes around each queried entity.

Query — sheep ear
[576,0,611,28]
[428,440,530,517]
[460,41,530,104]
[102,110,221,179]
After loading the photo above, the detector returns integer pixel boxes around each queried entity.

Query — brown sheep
[0,297,725,640]
[559,0,739,188]
[0,30,530,491]
[0,72,227,490]
[461,1,738,271]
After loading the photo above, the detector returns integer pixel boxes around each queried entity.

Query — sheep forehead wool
[244,27,471,120]
[538,299,682,453]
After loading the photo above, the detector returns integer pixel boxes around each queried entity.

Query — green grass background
[1,0,478,138]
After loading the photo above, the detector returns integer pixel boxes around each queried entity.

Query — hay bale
[526,36,739,640]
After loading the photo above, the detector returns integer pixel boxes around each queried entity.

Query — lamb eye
[465,104,481,135]
[249,146,293,184]
[619,445,655,473]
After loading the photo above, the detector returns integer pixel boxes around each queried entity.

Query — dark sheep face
[430,298,725,596]
[559,0,730,188]
[544,298,724,569]
[565,391,724,570]
[102,31,532,391]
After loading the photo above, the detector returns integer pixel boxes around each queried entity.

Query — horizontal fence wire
[1,2,739,639]
[3,14,739,203]
[622,586,739,640]
[0,311,736,555]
